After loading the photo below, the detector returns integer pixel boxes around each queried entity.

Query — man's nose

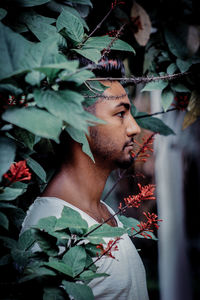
[126,114,141,136]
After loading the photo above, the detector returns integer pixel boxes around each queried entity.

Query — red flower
[131,133,155,163]
[96,237,120,259]
[123,183,156,208]
[3,160,31,183]
[132,212,162,239]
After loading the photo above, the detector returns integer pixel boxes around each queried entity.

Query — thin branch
[82,7,113,45]
[134,107,177,119]
[87,72,190,84]
[83,93,127,99]
[101,23,126,58]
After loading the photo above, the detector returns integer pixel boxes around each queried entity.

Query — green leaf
[2,107,62,142]
[34,89,90,132]
[70,0,93,7]
[57,9,84,43]
[19,10,56,40]
[45,260,73,277]
[25,71,46,86]
[66,127,95,162]
[79,270,109,282]
[0,254,11,266]
[161,89,174,111]
[73,48,101,64]
[14,0,51,7]
[0,187,23,201]
[62,246,87,277]
[26,157,46,182]
[18,229,36,251]
[135,115,175,135]
[141,80,168,92]
[34,230,59,256]
[19,266,56,283]
[87,224,125,238]
[61,6,89,31]
[12,127,35,150]
[36,216,57,232]
[0,8,7,20]
[43,288,65,300]
[0,236,17,248]
[166,63,177,75]
[11,248,32,267]
[0,23,31,80]
[164,25,190,59]
[176,58,195,72]
[60,70,94,85]
[83,36,135,53]
[0,84,23,96]
[0,203,16,209]
[55,206,88,231]
[0,136,16,181]
[171,83,190,92]
[62,281,94,300]
[0,212,9,230]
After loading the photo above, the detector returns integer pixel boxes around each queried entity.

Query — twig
[83,93,127,99]
[134,107,177,119]
[101,23,126,58]
[87,72,190,84]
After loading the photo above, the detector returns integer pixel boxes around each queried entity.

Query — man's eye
[116,111,125,118]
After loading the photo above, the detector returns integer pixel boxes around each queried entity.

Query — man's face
[87,81,141,169]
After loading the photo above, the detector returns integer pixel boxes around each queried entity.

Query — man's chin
[115,156,134,169]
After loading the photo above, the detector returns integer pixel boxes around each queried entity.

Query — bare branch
[83,93,127,99]
[87,72,190,84]
[134,107,177,119]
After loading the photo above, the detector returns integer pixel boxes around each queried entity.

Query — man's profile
[21,59,149,300]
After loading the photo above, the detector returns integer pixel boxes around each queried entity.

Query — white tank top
[21,197,149,300]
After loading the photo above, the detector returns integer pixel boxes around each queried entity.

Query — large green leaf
[62,246,87,277]
[14,0,51,7]
[45,260,73,277]
[2,107,62,142]
[25,70,45,86]
[36,216,57,232]
[164,24,190,59]
[0,212,9,230]
[0,23,31,80]
[0,8,7,20]
[12,127,35,150]
[43,288,65,300]
[55,206,88,231]
[19,10,56,41]
[0,187,23,201]
[19,266,56,283]
[171,83,190,92]
[79,270,109,282]
[34,230,59,256]
[87,224,126,238]
[60,70,94,85]
[135,115,175,135]
[83,36,135,53]
[0,136,16,181]
[141,80,168,92]
[34,89,90,132]
[161,89,174,112]
[62,281,94,300]
[17,229,36,251]
[73,48,101,64]
[66,127,95,162]
[26,157,47,182]
[61,6,89,30]
[57,9,84,43]
[70,0,93,7]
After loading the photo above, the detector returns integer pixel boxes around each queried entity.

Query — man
[22,77,149,299]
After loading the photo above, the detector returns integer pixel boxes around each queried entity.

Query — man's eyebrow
[114,102,130,110]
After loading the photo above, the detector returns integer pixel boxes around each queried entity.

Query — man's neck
[41,142,112,211]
